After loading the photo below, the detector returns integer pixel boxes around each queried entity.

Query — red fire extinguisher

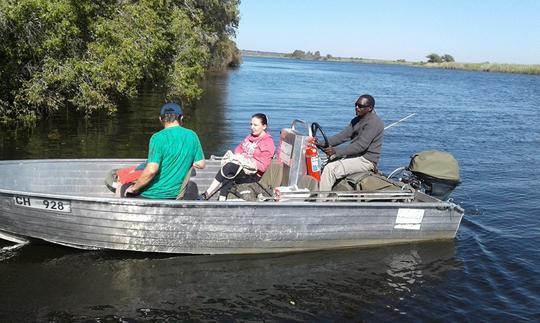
[305,138,321,181]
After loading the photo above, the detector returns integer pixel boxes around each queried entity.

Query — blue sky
[235,0,540,64]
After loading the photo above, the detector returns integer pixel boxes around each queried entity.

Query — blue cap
[160,102,183,116]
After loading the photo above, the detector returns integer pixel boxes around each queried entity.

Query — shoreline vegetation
[0,0,241,123]
[1,0,535,125]
[241,50,540,76]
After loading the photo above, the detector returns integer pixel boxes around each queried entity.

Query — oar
[384,113,416,130]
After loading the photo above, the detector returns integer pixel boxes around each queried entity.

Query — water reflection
[385,250,424,293]
[0,242,459,321]
[191,73,233,155]
[0,73,231,160]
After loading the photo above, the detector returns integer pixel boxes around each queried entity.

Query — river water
[0,57,539,321]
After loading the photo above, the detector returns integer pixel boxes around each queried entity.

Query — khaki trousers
[319,156,374,191]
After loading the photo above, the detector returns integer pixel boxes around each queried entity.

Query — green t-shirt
[141,126,204,199]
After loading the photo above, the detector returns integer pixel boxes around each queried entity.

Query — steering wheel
[310,122,330,150]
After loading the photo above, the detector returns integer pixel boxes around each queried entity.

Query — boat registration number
[13,196,71,213]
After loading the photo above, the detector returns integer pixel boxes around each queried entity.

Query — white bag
[220,150,258,178]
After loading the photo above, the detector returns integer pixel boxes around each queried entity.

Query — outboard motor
[402,150,460,200]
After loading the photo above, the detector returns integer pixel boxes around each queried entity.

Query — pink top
[234,132,275,175]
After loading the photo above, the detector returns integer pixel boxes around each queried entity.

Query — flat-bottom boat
[0,122,463,254]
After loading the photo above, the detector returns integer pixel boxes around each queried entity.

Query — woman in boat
[199,113,275,201]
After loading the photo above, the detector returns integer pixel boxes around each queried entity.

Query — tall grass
[421,62,540,75]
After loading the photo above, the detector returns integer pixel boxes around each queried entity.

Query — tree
[442,54,455,62]
[290,50,306,59]
[0,0,241,122]
[426,53,442,63]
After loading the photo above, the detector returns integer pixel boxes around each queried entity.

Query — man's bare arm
[127,162,159,193]
[193,159,205,169]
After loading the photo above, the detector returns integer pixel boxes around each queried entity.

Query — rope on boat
[0,231,29,252]
[387,166,406,179]
[1,241,28,252]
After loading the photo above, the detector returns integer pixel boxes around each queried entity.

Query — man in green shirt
[126,102,205,199]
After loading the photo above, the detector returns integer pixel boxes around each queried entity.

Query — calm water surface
[1,57,539,321]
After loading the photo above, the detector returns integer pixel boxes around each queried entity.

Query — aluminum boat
[0,121,463,254]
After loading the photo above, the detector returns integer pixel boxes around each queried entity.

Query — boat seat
[259,159,284,188]
[228,160,283,201]
[177,167,199,200]
[229,161,320,201]
[259,160,318,190]
[333,171,399,192]
[297,174,318,191]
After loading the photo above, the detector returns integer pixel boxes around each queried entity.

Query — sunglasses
[355,103,371,109]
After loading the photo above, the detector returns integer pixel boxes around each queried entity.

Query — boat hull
[0,159,463,254]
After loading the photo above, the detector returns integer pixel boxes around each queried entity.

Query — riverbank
[241,50,540,75]
[422,62,540,75]
[0,1,242,123]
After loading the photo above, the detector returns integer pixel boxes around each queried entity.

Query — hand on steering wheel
[323,146,336,157]
[310,122,330,151]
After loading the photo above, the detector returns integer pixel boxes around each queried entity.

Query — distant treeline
[288,50,333,60]
[0,0,241,123]
[242,49,540,75]
[243,49,399,64]
[426,53,454,63]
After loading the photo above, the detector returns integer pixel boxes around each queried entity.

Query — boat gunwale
[0,188,463,213]
[0,158,464,213]
[0,158,148,165]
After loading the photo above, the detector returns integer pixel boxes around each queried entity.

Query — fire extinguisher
[305,138,321,181]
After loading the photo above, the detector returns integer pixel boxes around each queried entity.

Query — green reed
[420,62,540,75]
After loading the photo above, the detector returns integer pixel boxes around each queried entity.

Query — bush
[442,54,455,62]
[0,0,240,122]
[426,53,442,63]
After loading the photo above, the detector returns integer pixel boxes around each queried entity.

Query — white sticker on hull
[13,196,71,213]
[394,208,424,230]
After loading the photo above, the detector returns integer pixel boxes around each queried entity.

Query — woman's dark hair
[252,113,268,126]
